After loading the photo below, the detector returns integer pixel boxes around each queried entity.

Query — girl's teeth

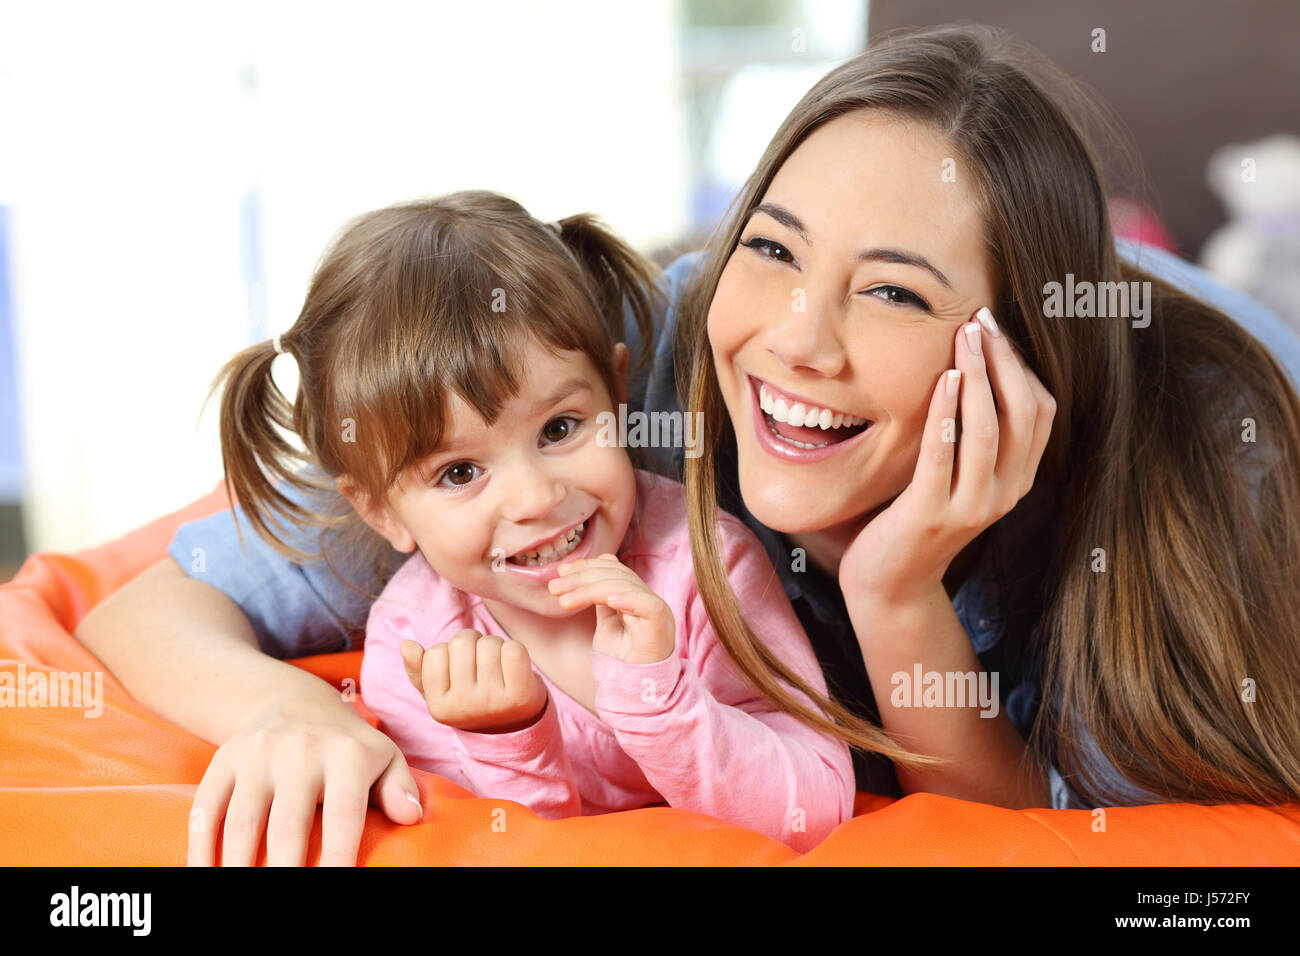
[758,383,867,429]
[510,521,587,566]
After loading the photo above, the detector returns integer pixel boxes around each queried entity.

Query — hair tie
[548,220,563,236]
[272,334,285,355]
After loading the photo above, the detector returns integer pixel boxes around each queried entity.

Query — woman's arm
[74,557,422,865]
[845,585,1050,807]
[839,311,1057,807]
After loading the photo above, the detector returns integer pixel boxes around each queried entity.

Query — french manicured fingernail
[946,369,962,398]
[964,323,982,355]
[976,306,1000,337]
[405,792,422,811]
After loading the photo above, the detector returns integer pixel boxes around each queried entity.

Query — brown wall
[867,0,1300,257]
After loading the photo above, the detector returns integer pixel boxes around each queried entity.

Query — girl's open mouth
[506,519,589,567]
[498,516,599,584]
[748,375,873,462]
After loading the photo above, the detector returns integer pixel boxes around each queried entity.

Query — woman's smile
[747,373,875,461]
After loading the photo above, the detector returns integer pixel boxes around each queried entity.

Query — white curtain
[3,0,688,553]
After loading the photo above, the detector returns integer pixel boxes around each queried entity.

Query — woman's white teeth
[511,521,586,566]
[759,383,867,428]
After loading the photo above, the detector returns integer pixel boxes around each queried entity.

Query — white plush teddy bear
[1201,133,1300,333]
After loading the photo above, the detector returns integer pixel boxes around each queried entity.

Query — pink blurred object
[1109,196,1178,253]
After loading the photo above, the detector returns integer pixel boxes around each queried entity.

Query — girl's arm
[74,556,422,865]
[838,312,1056,808]
[555,535,855,852]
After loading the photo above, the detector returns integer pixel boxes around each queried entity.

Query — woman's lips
[747,374,874,463]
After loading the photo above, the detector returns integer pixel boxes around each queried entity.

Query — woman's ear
[335,476,418,554]
[611,342,630,406]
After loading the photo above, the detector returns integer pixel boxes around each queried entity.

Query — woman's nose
[762,296,847,377]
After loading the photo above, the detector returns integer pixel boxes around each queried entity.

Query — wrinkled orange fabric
[2,483,1298,865]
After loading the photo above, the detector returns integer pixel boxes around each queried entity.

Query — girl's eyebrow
[749,201,953,290]
[536,377,593,408]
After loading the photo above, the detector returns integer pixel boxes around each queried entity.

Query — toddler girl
[212,191,853,850]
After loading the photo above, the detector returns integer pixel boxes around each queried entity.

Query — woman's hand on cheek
[838,309,1056,611]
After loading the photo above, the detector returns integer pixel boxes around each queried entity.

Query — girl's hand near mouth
[550,555,677,664]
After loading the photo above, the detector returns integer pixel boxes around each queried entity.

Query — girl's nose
[500,459,567,524]
[762,296,847,377]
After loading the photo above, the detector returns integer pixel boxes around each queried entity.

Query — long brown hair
[679,25,1300,801]
[208,191,662,602]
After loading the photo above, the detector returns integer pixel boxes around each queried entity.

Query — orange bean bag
[3,483,1299,865]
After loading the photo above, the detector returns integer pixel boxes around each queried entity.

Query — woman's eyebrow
[856,248,953,290]
[751,202,810,242]
[750,201,953,290]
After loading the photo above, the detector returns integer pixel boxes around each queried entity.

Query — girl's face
[708,110,999,536]
[353,343,637,621]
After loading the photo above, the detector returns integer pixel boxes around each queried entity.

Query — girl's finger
[556,554,625,576]
[554,580,637,613]
[499,639,536,697]
[951,321,999,515]
[265,762,323,868]
[421,642,450,699]
[911,367,963,507]
[188,753,236,867]
[221,770,275,866]
[318,746,372,867]
[605,589,672,627]
[475,635,507,691]
[400,640,425,693]
[549,567,639,597]
[447,630,478,689]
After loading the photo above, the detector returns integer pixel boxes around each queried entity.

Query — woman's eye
[741,236,795,264]
[540,416,579,445]
[866,285,929,310]
[438,462,479,487]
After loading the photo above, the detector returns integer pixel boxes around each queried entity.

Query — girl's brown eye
[440,462,478,486]
[541,416,578,445]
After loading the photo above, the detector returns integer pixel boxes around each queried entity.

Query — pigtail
[204,336,327,563]
[553,214,664,372]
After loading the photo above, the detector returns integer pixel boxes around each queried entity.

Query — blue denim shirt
[169,239,1300,809]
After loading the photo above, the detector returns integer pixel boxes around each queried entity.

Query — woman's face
[708,110,999,536]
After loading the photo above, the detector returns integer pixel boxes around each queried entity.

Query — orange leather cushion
[3,483,1298,865]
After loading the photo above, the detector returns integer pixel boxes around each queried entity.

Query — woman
[76,24,1300,865]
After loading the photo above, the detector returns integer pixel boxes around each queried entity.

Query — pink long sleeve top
[359,470,855,850]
